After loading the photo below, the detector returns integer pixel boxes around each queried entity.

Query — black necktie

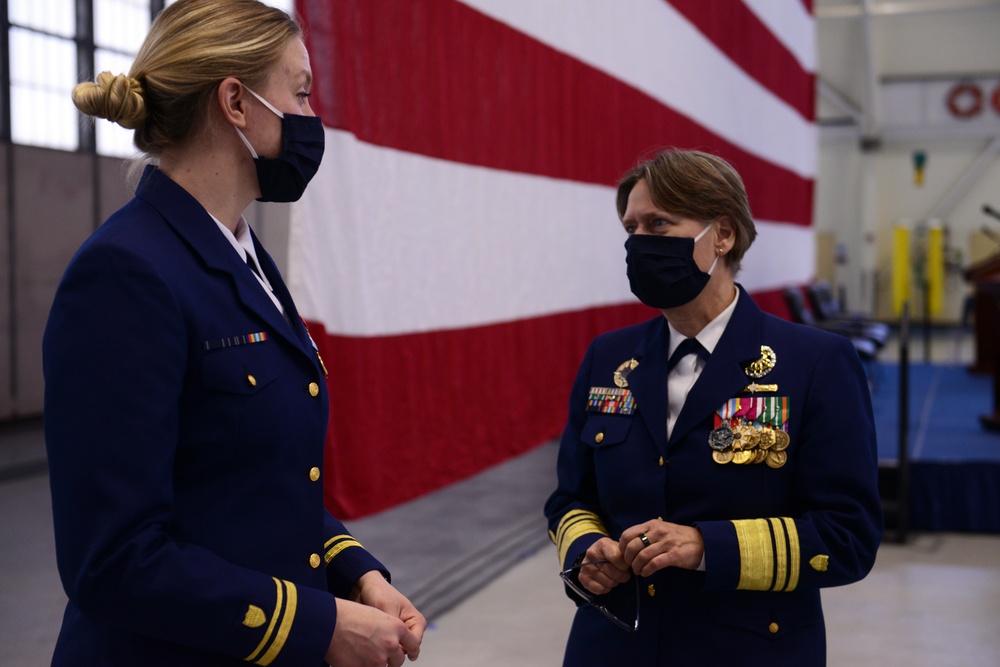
[668,337,709,372]
[245,253,263,279]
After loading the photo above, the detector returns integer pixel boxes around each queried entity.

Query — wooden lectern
[965,255,1000,430]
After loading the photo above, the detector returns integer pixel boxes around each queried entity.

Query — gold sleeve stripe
[769,517,788,591]
[325,538,364,565]
[257,581,297,666]
[245,578,283,663]
[782,517,801,591]
[553,509,609,565]
[734,518,775,591]
[325,534,364,550]
[554,509,607,544]
[732,517,801,592]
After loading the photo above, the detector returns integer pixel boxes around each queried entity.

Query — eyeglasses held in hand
[558,559,640,633]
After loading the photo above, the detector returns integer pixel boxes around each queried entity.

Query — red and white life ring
[991,84,1000,116]
[946,82,983,118]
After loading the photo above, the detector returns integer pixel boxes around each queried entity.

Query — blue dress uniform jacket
[43,167,384,666]
[545,287,882,666]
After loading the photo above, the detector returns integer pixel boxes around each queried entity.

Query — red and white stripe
[292,0,815,518]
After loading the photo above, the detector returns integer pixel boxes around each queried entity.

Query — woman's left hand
[619,520,704,577]
[353,571,427,660]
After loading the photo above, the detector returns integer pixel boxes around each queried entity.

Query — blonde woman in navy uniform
[546,149,881,666]
[43,1,424,665]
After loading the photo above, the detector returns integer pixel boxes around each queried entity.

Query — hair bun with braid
[72,71,147,129]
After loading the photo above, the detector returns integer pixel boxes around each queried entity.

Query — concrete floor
[4,468,1000,666]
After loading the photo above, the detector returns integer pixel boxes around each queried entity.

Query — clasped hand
[326,571,427,667]
[577,519,704,596]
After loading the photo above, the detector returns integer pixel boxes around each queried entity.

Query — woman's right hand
[326,598,420,667]
[577,537,632,595]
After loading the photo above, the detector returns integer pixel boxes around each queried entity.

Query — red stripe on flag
[667,0,815,121]
[749,286,795,322]
[297,0,812,226]
[311,303,656,518]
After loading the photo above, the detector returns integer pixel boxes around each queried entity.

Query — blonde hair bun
[72,71,147,129]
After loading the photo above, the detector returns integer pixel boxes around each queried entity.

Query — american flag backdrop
[291,0,817,518]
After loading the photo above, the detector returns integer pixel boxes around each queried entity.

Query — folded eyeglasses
[559,559,641,633]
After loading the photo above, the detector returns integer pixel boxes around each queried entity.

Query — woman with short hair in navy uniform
[546,149,881,666]
[44,1,424,665]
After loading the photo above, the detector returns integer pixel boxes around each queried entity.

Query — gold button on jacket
[308,553,321,569]
[308,382,320,397]
[308,467,321,482]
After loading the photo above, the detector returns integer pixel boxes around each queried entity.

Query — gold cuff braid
[732,517,800,591]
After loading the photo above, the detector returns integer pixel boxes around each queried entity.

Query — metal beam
[925,135,1000,221]
[818,77,864,125]
[859,0,882,149]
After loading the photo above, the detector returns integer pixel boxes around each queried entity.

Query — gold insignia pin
[743,382,778,393]
[809,554,830,572]
[744,345,776,379]
[613,358,639,388]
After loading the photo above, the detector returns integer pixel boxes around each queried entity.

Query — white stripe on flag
[454,0,816,179]
[742,0,816,72]
[289,129,814,337]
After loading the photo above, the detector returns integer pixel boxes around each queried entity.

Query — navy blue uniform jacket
[545,288,882,666]
[43,167,384,666]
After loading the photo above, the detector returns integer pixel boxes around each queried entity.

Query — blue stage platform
[870,363,1000,532]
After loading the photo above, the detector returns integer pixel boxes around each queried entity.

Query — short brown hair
[71,0,301,157]
[616,149,757,273]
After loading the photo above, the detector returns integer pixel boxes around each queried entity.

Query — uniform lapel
[624,316,671,455]
[667,286,765,451]
[135,167,310,357]
[249,228,314,353]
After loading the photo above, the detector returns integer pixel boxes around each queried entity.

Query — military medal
[708,425,735,451]
[613,358,639,388]
[738,424,759,448]
[712,449,734,464]
[710,393,790,468]
[773,430,790,451]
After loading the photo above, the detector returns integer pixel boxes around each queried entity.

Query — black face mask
[624,223,717,309]
[236,86,325,203]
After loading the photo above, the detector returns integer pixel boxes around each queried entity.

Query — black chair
[805,281,890,348]
[783,288,878,360]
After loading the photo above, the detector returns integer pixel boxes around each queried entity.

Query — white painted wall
[815,1,1000,322]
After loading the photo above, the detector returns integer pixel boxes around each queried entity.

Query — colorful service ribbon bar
[202,331,268,351]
